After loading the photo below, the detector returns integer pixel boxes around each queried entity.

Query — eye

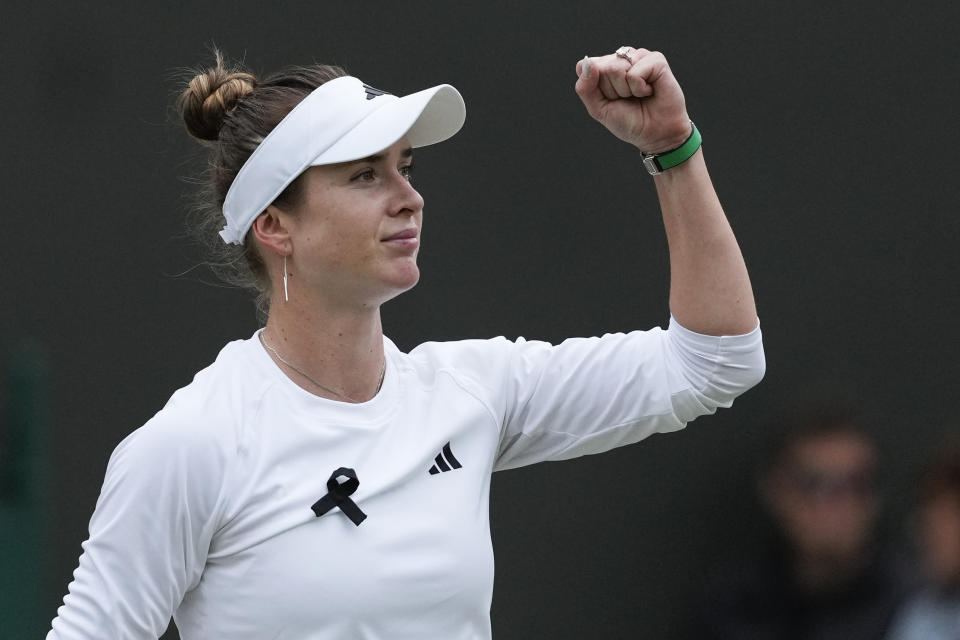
[400,164,414,181]
[351,168,376,182]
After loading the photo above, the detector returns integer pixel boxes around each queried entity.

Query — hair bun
[179,52,257,141]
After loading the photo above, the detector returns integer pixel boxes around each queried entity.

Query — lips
[382,228,418,241]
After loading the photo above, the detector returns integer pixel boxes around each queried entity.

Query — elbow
[739,340,767,392]
[710,336,766,406]
[664,318,766,420]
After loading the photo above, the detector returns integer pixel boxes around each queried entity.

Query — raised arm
[575,48,757,336]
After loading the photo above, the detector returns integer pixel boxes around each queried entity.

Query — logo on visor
[363,83,391,100]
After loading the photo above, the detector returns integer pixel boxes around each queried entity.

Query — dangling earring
[283,254,289,302]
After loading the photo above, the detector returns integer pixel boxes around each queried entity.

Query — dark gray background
[3,1,959,637]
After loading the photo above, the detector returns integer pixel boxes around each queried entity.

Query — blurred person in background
[698,409,911,640]
[886,449,960,639]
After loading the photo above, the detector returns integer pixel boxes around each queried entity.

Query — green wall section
[1,340,51,636]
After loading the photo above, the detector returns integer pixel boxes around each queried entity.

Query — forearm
[654,148,757,336]
[573,48,759,336]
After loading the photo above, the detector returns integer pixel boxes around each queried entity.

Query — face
[279,138,425,308]
[765,432,880,561]
[918,493,960,585]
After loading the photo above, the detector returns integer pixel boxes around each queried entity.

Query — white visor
[219,76,466,244]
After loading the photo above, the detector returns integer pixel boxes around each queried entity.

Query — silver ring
[616,46,633,61]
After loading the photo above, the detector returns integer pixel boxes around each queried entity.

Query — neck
[262,293,386,403]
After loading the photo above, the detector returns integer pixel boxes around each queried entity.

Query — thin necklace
[259,331,386,401]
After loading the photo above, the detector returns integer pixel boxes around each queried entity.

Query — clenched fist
[576,48,692,155]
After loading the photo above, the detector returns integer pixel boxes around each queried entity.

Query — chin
[395,261,421,288]
[377,266,420,304]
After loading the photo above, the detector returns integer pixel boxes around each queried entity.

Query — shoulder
[397,334,566,392]
[386,336,527,423]
[108,334,275,480]
[403,336,518,373]
[393,330,672,394]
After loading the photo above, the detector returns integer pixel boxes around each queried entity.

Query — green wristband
[642,122,702,176]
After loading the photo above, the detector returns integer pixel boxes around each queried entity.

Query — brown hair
[761,405,879,475]
[176,50,346,319]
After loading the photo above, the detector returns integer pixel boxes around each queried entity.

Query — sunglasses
[785,468,878,498]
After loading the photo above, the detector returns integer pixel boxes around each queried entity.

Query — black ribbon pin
[311,467,367,526]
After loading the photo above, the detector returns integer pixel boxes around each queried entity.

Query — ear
[251,205,292,256]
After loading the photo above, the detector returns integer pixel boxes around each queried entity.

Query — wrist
[636,117,694,155]
[641,121,702,176]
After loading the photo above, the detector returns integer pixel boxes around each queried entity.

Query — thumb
[574,56,604,121]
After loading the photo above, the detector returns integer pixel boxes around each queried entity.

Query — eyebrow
[346,147,414,166]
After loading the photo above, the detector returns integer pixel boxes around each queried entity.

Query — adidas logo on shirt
[428,442,462,475]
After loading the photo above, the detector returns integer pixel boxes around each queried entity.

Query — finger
[574,56,605,120]
[615,45,644,63]
[624,50,670,97]
[587,52,632,99]
[625,68,654,98]
[624,49,653,97]
[575,55,591,79]
[599,47,652,99]
[599,66,633,99]
[618,48,654,98]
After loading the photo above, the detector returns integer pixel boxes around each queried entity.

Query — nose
[388,171,424,217]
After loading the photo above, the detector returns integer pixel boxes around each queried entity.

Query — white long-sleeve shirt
[49,318,764,639]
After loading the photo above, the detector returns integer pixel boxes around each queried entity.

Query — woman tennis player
[48,46,765,638]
